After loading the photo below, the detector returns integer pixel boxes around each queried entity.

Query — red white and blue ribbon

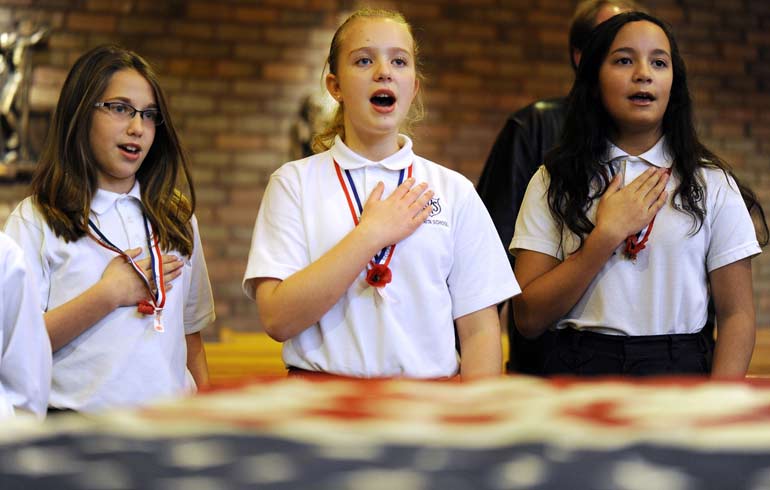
[607,162,670,261]
[88,213,166,332]
[334,160,413,288]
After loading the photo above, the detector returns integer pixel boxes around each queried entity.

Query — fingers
[630,168,667,195]
[162,255,184,273]
[603,172,623,197]
[650,189,668,215]
[387,177,416,200]
[645,169,669,203]
[365,181,385,205]
[124,247,142,260]
[626,167,658,191]
[411,188,434,220]
[164,264,184,282]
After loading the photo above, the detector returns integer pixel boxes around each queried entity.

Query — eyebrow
[610,46,671,58]
[102,96,158,108]
[348,46,412,57]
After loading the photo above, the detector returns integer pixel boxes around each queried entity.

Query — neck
[97,176,136,195]
[610,127,662,156]
[343,127,401,162]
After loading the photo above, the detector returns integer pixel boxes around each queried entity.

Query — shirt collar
[330,134,414,170]
[90,180,142,216]
[606,136,673,169]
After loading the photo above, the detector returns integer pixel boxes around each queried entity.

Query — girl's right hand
[100,248,184,307]
[595,168,669,244]
[357,177,434,248]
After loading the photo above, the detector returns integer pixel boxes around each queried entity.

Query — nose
[374,60,392,82]
[126,111,144,136]
[634,63,652,83]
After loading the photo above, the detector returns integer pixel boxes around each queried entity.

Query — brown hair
[31,44,197,255]
[311,8,425,154]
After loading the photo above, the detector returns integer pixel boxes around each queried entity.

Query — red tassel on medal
[366,264,392,288]
[137,300,155,315]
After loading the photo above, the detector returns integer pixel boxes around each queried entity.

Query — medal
[334,160,412,288]
[88,212,166,332]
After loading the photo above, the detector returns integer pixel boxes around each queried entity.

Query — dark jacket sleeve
[477,97,567,268]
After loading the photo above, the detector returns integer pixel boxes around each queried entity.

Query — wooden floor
[204,327,770,383]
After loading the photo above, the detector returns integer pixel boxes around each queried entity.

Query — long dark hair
[32,44,196,255]
[547,11,767,247]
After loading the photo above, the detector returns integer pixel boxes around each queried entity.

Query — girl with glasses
[4,44,215,411]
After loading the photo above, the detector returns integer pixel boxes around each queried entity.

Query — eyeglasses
[94,102,164,126]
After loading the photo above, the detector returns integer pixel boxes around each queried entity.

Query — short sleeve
[447,183,520,319]
[705,171,761,272]
[0,234,51,418]
[242,170,309,299]
[183,215,216,335]
[510,167,565,260]
[3,200,52,311]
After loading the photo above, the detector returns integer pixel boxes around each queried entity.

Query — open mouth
[370,91,396,108]
[629,92,656,102]
[119,144,141,154]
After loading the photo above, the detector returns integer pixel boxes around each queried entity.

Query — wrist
[584,227,623,261]
[350,222,387,258]
[93,279,122,311]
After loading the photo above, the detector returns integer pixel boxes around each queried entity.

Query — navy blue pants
[543,328,712,376]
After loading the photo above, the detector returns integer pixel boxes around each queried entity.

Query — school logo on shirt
[672,183,704,211]
[425,197,448,227]
[428,197,441,217]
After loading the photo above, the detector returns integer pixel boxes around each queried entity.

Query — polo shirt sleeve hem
[707,242,761,272]
[509,236,561,259]
[242,267,296,300]
[452,281,520,320]
[184,309,215,335]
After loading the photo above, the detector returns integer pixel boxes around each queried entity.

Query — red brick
[215,134,266,151]
[85,0,131,13]
[117,17,165,35]
[262,63,309,82]
[216,60,256,78]
[216,23,262,41]
[66,12,116,32]
[170,21,214,39]
[170,94,215,113]
[234,7,278,23]
[187,1,232,21]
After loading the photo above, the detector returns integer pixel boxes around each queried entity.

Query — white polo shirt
[4,182,215,411]
[0,232,51,418]
[244,135,519,378]
[511,137,761,336]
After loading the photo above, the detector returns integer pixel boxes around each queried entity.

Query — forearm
[256,225,383,342]
[185,332,210,389]
[709,259,756,378]
[711,314,755,378]
[513,231,619,338]
[457,306,503,379]
[44,281,119,352]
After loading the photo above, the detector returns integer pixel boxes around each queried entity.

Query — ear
[413,76,420,98]
[326,72,342,103]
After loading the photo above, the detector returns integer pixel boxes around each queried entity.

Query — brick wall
[0,0,767,337]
